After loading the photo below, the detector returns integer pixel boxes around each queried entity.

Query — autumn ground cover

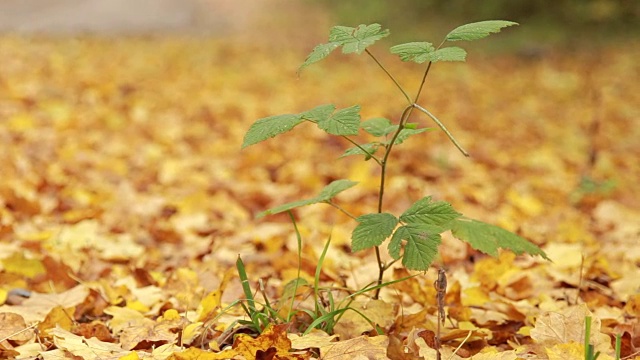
[0,33,639,360]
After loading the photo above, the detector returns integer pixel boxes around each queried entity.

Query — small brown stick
[434,267,447,360]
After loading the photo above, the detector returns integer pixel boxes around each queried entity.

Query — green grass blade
[236,255,257,314]
[314,233,332,314]
[287,210,303,322]
[585,316,591,360]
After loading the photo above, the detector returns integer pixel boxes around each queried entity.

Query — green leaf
[257,198,319,218]
[340,143,380,158]
[427,47,467,62]
[389,42,435,63]
[299,42,341,72]
[450,218,549,260]
[361,118,395,137]
[388,224,443,271]
[317,105,361,136]
[400,196,462,226]
[392,128,432,145]
[258,179,358,218]
[300,104,336,123]
[351,213,399,252]
[446,20,518,42]
[317,179,359,201]
[242,114,303,148]
[329,24,390,54]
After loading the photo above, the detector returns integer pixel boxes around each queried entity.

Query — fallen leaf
[321,335,389,360]
[333,300,396,339]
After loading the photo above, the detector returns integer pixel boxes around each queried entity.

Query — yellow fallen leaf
[233,324,293,359]
[1,252,46,278]
[168,346,237,360]
[196,290,221,322]
[197,267,235,322]
[119,352,140,360]
[333,299,396,340]
[180,322,204,345]
[546,342,615,360]
[38,306,75,337]
[462,286,490,307]
[289,329,338,350]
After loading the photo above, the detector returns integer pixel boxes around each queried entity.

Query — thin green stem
[382,258,401,271]
[365,49,412,105]
[327,201,358,220]
[414,39,445,104]
[373,247,384,299]
[341,135,382,165]
[413,103,469,157]
[287,211,303,322]
[378,105,414,213]
[414,61,433,104]
[372,105,413,299]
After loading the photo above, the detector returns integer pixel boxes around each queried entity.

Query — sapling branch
[373,104,413,299]
[341,135,382,165]
[414,61,433,104]
[378,105,414,213]
[413,103,470,157]
[365,49,412,105]
[327,201,358,220]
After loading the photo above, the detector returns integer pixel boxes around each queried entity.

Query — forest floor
[0,33,639,359]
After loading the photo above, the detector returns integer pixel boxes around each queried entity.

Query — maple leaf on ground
[530,304,612,356]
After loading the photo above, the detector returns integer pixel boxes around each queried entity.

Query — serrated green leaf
[317,105,361,136]
[242,114,303,148]
[361,118,394,137]
[450,218,549,260]
[317,179,359,201]
[446,20,518,42]
[389,42,435,63]
[340,143,380,158]
[351,213,398,252]
[427,47,467,62]
[300,104,336,123]
[329,24,390,54]
[392,128,432,145]
[299,42,341,72]
[388,224,443,271]
[400,196,462,226]
[258,179,358,218]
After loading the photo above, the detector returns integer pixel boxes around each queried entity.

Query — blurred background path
[0,0,637,48]
[0,0,266,34]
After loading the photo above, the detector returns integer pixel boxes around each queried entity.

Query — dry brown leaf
[0,285,89,323]
[0,312,32,347]
[530,303,611,353]
[320,335,389,360]
[48,326,130,359]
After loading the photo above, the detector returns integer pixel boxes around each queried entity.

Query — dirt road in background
[0,0,267,35]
